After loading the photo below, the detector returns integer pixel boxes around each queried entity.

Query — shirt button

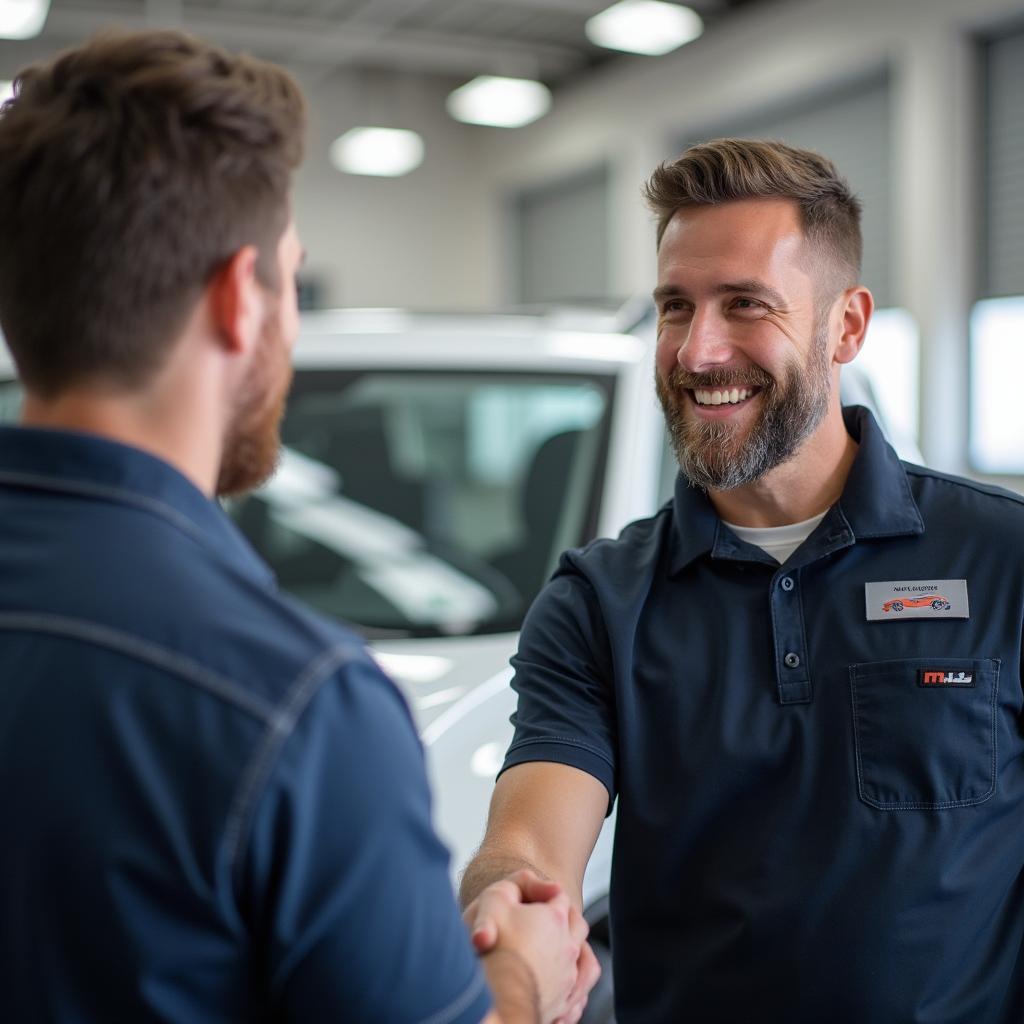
[780,576,794,592]
[784,652,801,669]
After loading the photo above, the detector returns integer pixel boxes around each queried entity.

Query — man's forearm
[481,948,540,1024]
[460,848,547,908]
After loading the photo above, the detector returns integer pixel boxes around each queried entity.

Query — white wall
[0,50,500,313]
[290,70,498,311]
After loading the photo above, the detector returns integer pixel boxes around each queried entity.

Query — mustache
[666,365,775,390]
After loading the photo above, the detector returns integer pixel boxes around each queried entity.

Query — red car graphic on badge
[883,595,951,612]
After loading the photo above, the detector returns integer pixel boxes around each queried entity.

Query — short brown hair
[0,30,306,397]
[644,138,862,293]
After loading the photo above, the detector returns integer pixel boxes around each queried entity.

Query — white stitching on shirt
[0,612,278,723]
[223,642,365,881]
[0,470,208,545]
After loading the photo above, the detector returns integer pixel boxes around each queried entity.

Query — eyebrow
[652,280,787,308]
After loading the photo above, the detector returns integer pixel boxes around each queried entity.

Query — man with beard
[461,138,1024,1022]
[0,30,585,1024]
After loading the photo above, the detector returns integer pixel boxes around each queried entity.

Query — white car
[0,307,918,1024]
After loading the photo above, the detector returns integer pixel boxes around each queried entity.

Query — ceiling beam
[342,0,444,29]
[471,0,604,12]
[42,5,586,78]
[458,0,727,12]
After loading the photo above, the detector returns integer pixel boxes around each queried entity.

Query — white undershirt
[722,511,827,564]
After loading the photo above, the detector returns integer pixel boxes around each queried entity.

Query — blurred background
[2,0,1021,490]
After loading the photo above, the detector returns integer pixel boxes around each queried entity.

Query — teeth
[694,387,753,406]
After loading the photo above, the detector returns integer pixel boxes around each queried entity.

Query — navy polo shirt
[503,406,1024,1023]
[0,426,491,1024]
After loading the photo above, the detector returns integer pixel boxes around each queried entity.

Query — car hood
[371,628,617,907]
[368,631,518,734]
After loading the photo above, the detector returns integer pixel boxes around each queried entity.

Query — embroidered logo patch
[864,579,969,621]
[918,669,975,687]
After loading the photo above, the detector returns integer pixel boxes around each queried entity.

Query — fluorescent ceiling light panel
[586,0,703,56]
[329,127,424,178]
[0,80,14,105]
[0,0,50,40]
[447,76,552,128]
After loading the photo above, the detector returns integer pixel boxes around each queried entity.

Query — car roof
[0,309,649,378]
[292,309,647,373]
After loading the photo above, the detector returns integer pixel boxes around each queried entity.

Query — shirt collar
[0,425,274,586]
[669,405,924,574]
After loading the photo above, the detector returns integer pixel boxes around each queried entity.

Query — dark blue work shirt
[0,426,491,1024]
[503,406,1024,1024]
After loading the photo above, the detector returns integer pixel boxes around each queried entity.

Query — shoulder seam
[903,465,1024,507]
[223,641,367,883]
[0,612,278,723]
[563,511,669,570]
[0,470,210,545]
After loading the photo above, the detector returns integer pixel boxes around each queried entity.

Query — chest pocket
[850,657,1000,810]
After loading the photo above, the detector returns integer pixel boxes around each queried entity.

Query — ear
[207,246,265,357]
[833,286,873,366]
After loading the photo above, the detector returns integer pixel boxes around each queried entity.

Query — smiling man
[461,139,1024,1022]
[651,191,861,522]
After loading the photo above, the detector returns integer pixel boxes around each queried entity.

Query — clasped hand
[463,869,601,1024]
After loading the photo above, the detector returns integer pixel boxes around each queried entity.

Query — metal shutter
[681,72,893,308]
[515,164,611,305]
[982,28,1024,299]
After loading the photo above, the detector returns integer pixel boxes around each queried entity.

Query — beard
[216,312,293,498]
[656,321,832,491]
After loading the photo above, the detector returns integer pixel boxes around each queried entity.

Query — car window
[227,369,613,639]
[0,382,20,422]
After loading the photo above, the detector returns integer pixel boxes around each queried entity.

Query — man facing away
[0,31,590,1023]
[462,139,1024,1022]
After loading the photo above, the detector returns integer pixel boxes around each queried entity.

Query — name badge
[864,579,969,621]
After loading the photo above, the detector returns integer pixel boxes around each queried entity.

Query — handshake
[462,869,603,1024]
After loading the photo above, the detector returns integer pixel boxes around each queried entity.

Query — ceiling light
[446,76,551,129]
[329,127,424,178]
[0,0,50,40]
[586,0,703,56]
[0,80,14,105]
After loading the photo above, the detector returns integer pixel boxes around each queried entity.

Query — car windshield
[0,370,612,638]
[226,369,613,638]
[0,383,18,423]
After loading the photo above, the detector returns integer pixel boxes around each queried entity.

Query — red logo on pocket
[918,669,974,687]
